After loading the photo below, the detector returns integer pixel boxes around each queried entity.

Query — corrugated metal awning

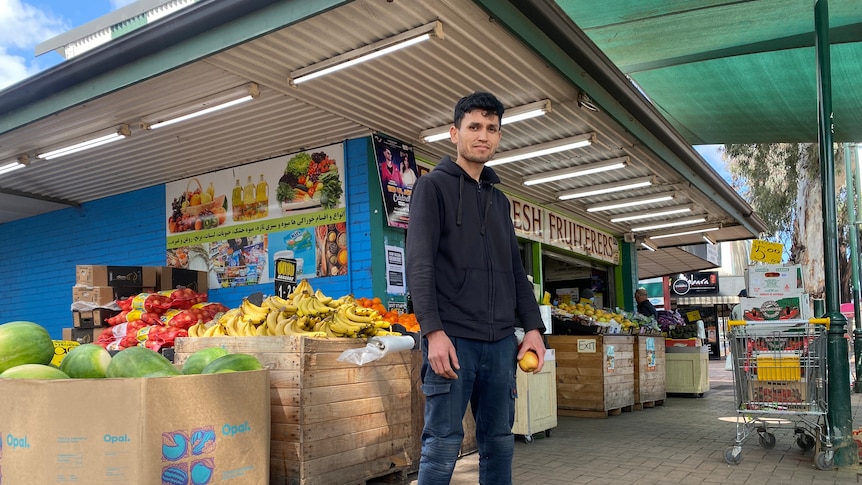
[674,296,740,306]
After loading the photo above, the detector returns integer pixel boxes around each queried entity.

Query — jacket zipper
[478,183,495,339]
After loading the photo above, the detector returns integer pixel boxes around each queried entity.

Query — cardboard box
[72,285,153,305]
[745,264,804,298]
[76,265,158,288]
[62,327,99,343]
[740,295,810,321]
[159,267,208,293]
[748,379,807,406]
[0,370,270,483]
[73,308,121,328]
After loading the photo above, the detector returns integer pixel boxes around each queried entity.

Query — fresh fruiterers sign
[509,196,619,265]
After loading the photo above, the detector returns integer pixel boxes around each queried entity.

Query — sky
[0,0,133,89]
[0,0,735,181]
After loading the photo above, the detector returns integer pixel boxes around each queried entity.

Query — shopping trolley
[724,318,833,469]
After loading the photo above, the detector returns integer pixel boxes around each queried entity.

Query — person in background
[635,287,658,318]
[731,289,747,320]
[579,288,595,305]
[405,92,546,485]
[399,149,418,189]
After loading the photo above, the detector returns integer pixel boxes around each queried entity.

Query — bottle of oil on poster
[256,174,269,218]
[231,178,243,221]
[243,175,256,220]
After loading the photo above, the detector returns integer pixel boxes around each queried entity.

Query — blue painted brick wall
[0,185,167,338]
[0,137,377,339]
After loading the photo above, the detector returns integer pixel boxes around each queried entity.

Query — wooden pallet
[558,404,634,418]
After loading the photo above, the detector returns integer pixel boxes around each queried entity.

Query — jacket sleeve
[405,176,444,337]
[504,198,545,334]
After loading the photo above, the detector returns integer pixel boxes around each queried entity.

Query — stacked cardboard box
[67,265,208,342]
[741,264,810,321]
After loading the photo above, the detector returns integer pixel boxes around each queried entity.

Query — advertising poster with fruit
[373,134,419,229]
[165,143,347,289]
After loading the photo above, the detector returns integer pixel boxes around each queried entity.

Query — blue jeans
[418,335,518,485]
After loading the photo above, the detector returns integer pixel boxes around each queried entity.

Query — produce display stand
[512,348,557,442]
[174,336,413,485]
[665,345,710,396]
[548,335,635,418]
[633,335,666,409]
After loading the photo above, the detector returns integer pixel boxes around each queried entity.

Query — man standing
[405,92,546,485]
[635,287,658,319]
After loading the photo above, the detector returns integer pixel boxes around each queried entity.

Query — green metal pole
[815,0,856,466]
[846,144,862,392]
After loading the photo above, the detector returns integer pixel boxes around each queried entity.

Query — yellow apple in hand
[518,350,539,372]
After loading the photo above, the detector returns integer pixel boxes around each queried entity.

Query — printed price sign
[750,239,783,264]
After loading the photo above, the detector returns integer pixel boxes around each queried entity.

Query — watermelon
[0,364,70,379]
[0,321,55,373]
[106,346,181,378]
[181,347,230,375]
[201,353,264,374]
[59,343,112,378]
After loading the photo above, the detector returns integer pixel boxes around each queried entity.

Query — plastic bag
[725,352,733,371]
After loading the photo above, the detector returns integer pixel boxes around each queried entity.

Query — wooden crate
[174,336,414,485]
[547,335,635,418]
[633,335,666,409]
[512,349,557,438]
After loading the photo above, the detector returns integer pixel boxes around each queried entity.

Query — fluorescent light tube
[609,205,692,223]
[703,233,717,244]
[523,157,627,186]
[142,83,259,130]
[488,133,594,167]
[36,125,131,160]
[586,192,676,212]
[0,160,26,175]
[557,176,652,200]
[640,240,657,251]
[631,217,707,232]
[290,21,443,85]
[650,227,720,239]
[421,99,552,143]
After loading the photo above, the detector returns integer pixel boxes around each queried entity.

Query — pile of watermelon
[0,320,264,379]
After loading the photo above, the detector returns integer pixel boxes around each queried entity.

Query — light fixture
[609,205,692,223]
[36,125,131,160]
[640,239,658,251]
[631,217,706,232]
[586,191,676,212]
[289,21,443,85]
[421,99,552,143]
[523,156,627,186]
[577,92,599,112]
[702,233,717,245]
[487,133,594,167]
[0,156,29,176]
[141,83,259,130]
[557,176,652,200]
[650,226,720,239]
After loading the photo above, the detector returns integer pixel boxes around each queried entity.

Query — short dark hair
[453,92,505,128]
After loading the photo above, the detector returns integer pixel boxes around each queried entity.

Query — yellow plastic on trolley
[756,353,801,381]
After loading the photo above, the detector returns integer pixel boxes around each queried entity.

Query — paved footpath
[387,359,862,485]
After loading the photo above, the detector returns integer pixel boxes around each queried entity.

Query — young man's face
[450,108,502,165]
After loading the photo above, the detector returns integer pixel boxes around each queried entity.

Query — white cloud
[0,0,68,89]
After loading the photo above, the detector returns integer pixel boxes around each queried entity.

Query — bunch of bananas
[186,279,401,338]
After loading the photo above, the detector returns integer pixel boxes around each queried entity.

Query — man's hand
[517,329,546,373]
[425,330,459,379]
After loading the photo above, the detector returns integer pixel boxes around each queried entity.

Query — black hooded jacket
[405,156,545,341]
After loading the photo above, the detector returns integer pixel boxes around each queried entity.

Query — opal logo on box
[103,433,130,444]
[221,421,250,437]
[5,433,29,449]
